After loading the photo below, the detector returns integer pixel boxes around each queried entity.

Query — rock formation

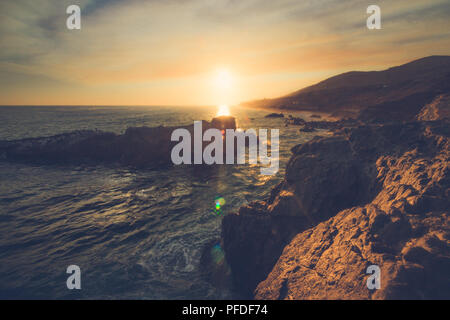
[0,116,237,168]
[221,120,449,299]
[417,94,450,121]
[265,113,284,118]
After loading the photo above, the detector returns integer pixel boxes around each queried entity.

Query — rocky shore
[284,115,363,132]
[221,118,449,299]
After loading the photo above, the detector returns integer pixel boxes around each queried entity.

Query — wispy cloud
[0,0,449,105]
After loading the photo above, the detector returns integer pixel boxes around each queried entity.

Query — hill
[243,56,450,121]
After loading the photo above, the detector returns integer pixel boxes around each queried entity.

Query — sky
[0,0,449,106]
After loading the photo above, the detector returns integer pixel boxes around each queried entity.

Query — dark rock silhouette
[265,113,284,118]
[0,116,237,168]
[211,116,237,131]
[286,117,362,132]
[299,125,315,132]
[285,116,306,126]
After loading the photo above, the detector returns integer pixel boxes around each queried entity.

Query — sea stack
[211,116,237,131]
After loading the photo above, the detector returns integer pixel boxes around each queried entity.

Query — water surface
[0,105,326,299]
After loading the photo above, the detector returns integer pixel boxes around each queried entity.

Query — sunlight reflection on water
[0,106,328,299]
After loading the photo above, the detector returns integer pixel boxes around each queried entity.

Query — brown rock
[222,120,450,299]
[417,94,450,121]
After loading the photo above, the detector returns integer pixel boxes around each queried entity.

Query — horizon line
[0,104,235,108]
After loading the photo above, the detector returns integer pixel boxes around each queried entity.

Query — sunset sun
[1,0,448,303]
[216,104,231,117]
[213,69,234,112]
[215,69,233,90]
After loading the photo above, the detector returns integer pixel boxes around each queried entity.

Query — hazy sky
[1,0,449,106]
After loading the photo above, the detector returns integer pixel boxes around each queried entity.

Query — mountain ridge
[242,55,450,121]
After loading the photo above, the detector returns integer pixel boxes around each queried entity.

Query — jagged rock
[221,120,449,299]
[0,116,237,168]
[287,117,361,131]
[299,125,315,132]
[255,205,449,299]
[285,116,306,126]
[417,94,450,121]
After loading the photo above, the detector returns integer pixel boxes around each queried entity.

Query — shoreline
[242,104,341,122]
[217,117,449,299]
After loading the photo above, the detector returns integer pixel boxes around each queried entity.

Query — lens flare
[211,197,226,216]
[211,243,225,265]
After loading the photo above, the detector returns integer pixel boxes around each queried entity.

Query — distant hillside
[243,56,450,121]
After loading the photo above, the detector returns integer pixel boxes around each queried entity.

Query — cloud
[0,0,449,105]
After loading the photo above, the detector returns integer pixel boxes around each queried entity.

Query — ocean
[0,105,326,299]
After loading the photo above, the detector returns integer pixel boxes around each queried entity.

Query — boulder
[265,113,284,118]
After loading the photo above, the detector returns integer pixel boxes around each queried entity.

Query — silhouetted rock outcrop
[221,120,449,299]
[0,116,237,168]
[265,113,284,118]
[286,118,362,132]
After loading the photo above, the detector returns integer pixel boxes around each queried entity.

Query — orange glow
[215,69,233,90]
[1,1,449,106]
[216,105,231,117]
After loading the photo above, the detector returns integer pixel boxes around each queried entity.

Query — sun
[213,68,234,108]
[216,104,230,117]
[215,69,233,90]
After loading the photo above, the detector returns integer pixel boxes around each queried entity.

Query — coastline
[218,116,449,299]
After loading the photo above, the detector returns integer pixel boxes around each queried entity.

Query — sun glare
[215,69,233,90]
[216,104,230,117]
[213,68,235,107]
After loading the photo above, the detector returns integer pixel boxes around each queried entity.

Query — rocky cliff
[221,120,449,299]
